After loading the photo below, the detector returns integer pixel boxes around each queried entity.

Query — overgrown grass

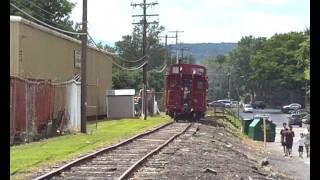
[225,112,242,129]
[10,114,172,179]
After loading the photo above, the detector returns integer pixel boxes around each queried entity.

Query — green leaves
[203,30,310,105]
[10,0,79,38]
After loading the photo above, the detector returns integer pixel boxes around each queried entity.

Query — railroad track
[35,122,192,180]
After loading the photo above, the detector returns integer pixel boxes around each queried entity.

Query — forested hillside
[168,43,237,64]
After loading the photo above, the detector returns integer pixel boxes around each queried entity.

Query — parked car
[302,114,310,124]
[282,103,302,113]
[208,101,225,108]
[218,99,231,108]
[288,113,303,127]
[251,101,266,109]
[231,101,238,108]
[243,104,253,113]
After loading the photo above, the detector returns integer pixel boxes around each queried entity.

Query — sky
[69,0,309,46]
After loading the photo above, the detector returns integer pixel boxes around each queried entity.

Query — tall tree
[10,0,80,38]
[112,23,167,90]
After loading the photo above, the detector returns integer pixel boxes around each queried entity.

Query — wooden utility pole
[80,0,88,133]
[131,0,159,120]
[168,30,184,63]
[180,47,189,63]
[160,34,175,64]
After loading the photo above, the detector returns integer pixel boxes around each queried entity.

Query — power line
[10,2,86,35]
[87,32,148,64]
[12,0,71,31]
[21,0,56,17]
[168,30,184,63]
[131,0,159,119]
[88,34,147,70]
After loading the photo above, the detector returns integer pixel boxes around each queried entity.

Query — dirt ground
[132,116,294,180]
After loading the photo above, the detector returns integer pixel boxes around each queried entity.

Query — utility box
[248,118,276,142]
[106,89,135,118]
[242,118,253,135]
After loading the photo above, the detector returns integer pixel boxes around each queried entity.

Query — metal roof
[10,16,113,57]
[106,89,135,96]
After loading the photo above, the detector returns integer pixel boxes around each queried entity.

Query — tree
[203,55,230,100]
[226,36,267,102]
[250,32,306,104]
[112,23,167,90]
[10,0,81,38]
[296,35,310,80]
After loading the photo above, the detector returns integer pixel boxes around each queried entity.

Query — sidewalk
[265,127,310,180]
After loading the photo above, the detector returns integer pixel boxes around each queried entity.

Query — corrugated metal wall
[10,76,54,142]
[10,76,84,144]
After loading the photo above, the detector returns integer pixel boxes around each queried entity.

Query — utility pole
[80,0,88,133]
[131,0,159,120]
[227,72,231,100]
[159,34,175,64]
[180,47,189,62]
[168,30,184,63]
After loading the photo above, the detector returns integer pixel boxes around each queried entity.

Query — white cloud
[69,0,309,45]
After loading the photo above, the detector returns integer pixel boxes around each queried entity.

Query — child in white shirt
[297,133,304,158]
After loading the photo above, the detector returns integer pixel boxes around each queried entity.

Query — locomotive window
[197,81,204,89]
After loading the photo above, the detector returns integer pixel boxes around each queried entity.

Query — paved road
[235,108,310,180]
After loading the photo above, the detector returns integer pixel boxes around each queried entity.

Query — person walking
[285,125,295,158]
[297,133,305,158]
[304,126,310,157]
[280,122,288,156]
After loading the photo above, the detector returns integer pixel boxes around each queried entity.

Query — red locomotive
[165,63,208,121]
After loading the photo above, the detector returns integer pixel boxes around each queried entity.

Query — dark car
[288,114,303,127]
[281,103,302,113]
[208,101,225,108]
[251,101,266,109]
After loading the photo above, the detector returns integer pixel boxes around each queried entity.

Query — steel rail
[118,123,192,180]
[34,121,174,180]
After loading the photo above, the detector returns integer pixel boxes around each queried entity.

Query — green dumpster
[248,118,263,141]
[266,122,276,142]
[242,118,253,135]
[248,118,276,142]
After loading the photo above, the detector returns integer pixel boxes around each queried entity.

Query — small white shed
[106,89,135,118]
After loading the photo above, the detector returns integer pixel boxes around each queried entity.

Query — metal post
[263,117,267,149]
[237,101,240,118]
[80,0,88,133]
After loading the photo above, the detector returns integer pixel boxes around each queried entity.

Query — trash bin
[266,122,276,142]
[248,118,263,141]
[248,118,276,142]
[242,118,253,135]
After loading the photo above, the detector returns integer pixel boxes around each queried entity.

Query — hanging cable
[11,0,72,31]
[88,34,147,70]
[88,33,148,63]
[10,2,86,35]
[21,0,56,17]
[151,64,167,73]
